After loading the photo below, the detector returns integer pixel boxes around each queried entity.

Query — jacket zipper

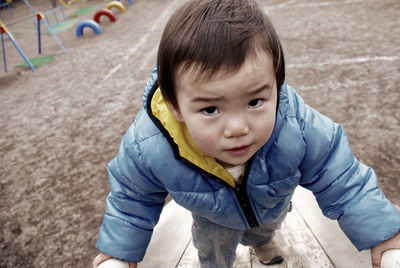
[146,81,259,229]
[180,158,260,229]
[233,157,259,228]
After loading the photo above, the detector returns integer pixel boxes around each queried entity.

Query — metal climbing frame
[0,20,36,72]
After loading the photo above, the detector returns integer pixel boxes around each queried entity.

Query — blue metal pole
[5,31,36,72]
[41,18,66,53]
[1,32,7,72]
[37,16,41,54]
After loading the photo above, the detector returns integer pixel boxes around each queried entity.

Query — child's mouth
[226,145,250,156]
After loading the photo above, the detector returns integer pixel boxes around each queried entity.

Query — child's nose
[223,115,250,138]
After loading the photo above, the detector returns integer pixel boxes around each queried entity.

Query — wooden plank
[177,241,251,268]
[176,239,200,268]
[234,244,252,268]
[140,188,368,267]
[139,200,193,268]
[292,187,371,267]
[252,204,333,268]
[176,197,332,268]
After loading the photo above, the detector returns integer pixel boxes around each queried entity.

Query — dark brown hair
[157,0,285,108]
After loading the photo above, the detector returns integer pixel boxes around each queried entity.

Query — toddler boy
[93,0,400,267]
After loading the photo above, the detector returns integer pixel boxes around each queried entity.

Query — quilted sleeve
[298,101,400,250]
[96,122,168,262]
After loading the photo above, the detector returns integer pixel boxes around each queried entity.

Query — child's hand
[370,232,400,268]
[93,252,137,268]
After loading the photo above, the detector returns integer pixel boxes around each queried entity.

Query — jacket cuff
[96,214,153,263]
[338,189,400,250]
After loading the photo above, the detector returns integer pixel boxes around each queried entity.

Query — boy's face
[170,52,277,167]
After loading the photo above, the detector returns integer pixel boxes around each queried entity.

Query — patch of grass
[16,56,56,68]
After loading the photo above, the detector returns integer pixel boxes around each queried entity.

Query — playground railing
[0,0,13,18]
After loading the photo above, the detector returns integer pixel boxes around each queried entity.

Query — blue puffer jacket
[96,68,400,263]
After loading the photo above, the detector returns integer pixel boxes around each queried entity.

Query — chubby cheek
[189,127,218,155]
[260,119,275,144]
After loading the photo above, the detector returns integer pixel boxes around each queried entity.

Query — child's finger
[93,253,112,268]
[371,246,383,268]
[129,262,137,268]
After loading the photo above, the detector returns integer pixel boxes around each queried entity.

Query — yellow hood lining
[150,88,235,187]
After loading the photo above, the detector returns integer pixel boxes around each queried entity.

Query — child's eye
[248,98,263,108]
[201,106,219,116]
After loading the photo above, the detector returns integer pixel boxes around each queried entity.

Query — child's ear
[166,101,184,123]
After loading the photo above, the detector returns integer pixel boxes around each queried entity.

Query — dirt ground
[0,0,399,267]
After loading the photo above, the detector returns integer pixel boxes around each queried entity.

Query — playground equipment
[0,20,35,72]
[116,0,133,5]
[381,249,400,268]
[0,0,13,17]
[22,0,66,53]
[36,12,46,54]
[75,19,101,37]
[0,0,67,72]
[93,8,115,24]
[57,0,85,16]
[105,1,125,13]
[97,258,129,268]
[33,5,66,29]
[75,0,129,38]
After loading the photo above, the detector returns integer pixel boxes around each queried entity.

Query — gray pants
[191,207,289,268]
